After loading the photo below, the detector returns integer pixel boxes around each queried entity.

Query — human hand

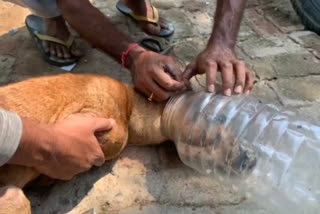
[127,46,185,102]
[183,46,254,96]
[11,115,115,180]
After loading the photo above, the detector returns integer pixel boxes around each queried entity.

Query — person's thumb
[92,118,115,132]
[183,62,196,80]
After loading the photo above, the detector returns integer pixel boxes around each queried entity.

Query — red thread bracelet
[121,43,139,68]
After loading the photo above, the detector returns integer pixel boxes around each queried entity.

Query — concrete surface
[0,0,319,213]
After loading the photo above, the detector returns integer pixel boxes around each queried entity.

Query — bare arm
[184,0,254,96]
[208,0,247,50]
[9,115,114,180]
[57,0,139,64]
[57,0,185,102]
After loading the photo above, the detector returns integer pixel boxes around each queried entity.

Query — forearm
[208,0,248,50]
[57,0,143,64]
[8,118,52,167]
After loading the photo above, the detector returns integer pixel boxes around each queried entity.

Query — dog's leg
[0,165,39,188]
[68,112,129,161]
[0,185,31,214]
[96,120,129,160]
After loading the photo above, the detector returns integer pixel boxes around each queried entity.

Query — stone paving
[0,0,320,213]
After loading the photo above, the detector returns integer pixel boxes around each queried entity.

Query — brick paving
[0,0,320,213]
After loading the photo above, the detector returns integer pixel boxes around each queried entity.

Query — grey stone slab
[91,0,117,9]
[239,36,278,59]
[152,0,184,9]
[173,38,206,66]
[0,55,15,85]
[297,103,320,121]
[250,81,281,105]
[162,9,200,39]
[290,31,320,59]
[118,204,217,214]
[185,11,213,36]
[272,53,320,77]
[270,76,320,105]
[248,59,277,80]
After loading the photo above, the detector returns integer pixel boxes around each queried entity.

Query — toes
[42,41,50,53]
[158,17,169,29]
[61,46,71,59]
[43,40,83,60]
[49,44,56,57]
[145,22,161,35]
[55,45,63,58]
[70,44,84,57]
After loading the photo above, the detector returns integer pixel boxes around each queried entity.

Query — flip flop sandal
[25,15,80,67]
[116,1,174,37]
[140,38,174,55]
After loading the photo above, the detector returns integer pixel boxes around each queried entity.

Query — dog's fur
[0,73,168,213]
[0,73,168,189]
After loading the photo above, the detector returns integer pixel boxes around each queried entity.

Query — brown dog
[0,73,168,213]
[0,73,254,213]
[0,72,168,188]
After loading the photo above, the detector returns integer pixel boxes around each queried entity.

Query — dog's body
[0,73,167,189]
[0,73,254,213]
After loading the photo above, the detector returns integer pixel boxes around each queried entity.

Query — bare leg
[121,0,170,35]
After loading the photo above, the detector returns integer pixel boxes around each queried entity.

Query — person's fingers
[135,69,172,102]
[91,146,105,167]
[233,60,246,94]
[183,61,197,80]
[152,69,184,92]
[58,173,74,181]
[163,57,183,81]
[145,22,161,35]
[244,68,254,94]
[205,62,218,93]
[135,83,151,98]
[220,62,234,96]
[39,167,75,180]
[92,118,115,132]
[147,78,172,102]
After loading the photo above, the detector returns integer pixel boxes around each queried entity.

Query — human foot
[43,16,83,60]
[120,0,173,36]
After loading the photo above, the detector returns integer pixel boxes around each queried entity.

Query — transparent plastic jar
[162,91,320,213]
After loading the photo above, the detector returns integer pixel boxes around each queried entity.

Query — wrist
[208,34,236,51]
[124,45,146,70]
[205,42,236,56]
[9,118,53,168]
